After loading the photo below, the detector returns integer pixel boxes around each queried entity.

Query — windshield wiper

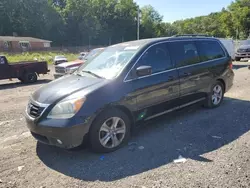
[79,70,104,79]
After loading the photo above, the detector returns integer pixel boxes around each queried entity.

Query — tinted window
[169,41,200,67]
[135,43,173,74]
[197,40,225,61]
[0,57,6,64]
[240,40,250,46]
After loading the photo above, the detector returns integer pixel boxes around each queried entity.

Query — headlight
[66,67,77,74]
[47,97,86,119]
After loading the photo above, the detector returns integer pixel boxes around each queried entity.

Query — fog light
[57,139,62,144]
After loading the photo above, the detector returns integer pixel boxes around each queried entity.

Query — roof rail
[173,34,212,37]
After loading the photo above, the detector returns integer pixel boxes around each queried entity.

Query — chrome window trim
[176,57,226,70]
[125,68,176,82]
[123,38,227,83]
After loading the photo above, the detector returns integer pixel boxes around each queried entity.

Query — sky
[135,0,232,23]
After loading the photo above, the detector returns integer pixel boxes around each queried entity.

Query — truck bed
[9,61,49,76]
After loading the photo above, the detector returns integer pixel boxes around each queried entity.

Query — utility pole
[88,36,91,51]
[137,7,141,40]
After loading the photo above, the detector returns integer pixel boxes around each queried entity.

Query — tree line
[0,0,250,47]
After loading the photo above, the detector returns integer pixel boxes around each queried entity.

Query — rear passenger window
[168,41,200,67]
[196,40,225,61]
[0,57,6,64]
[136,43,173,74]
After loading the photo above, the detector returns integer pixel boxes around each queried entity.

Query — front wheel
[204,81,224,108]
[89,108,131,153]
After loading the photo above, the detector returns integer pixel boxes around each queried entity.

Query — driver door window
[0,57,6,64]
[0,56,10,79]
[135,43,173,75]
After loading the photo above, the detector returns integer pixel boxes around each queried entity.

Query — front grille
[28,103,45,118]
[55,67,65,74]
[238,48,250,53]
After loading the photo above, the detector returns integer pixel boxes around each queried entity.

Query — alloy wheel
[212,84,223,105]
[99,117,126,149]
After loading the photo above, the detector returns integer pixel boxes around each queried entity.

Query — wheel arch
[91,104,135,132]
[216,78,226,91]
[114,105,135,127]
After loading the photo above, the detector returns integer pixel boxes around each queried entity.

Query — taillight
[229,63,233,69]
[229,59,233,70]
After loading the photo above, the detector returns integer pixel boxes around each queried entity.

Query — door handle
[168,76,174,81]
[183,72,192,77]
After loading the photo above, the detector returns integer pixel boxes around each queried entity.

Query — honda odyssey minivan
[25,35,234,153]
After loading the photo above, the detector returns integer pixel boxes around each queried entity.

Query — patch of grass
[3,52,79,64]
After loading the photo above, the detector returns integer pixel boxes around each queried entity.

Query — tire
[89,108,131,153]
[18,77,24,82]
[23,72,38,83]
[204,81,224,108]
[235,57,241,61]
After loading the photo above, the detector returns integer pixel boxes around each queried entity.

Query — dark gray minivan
[25,35,234,153]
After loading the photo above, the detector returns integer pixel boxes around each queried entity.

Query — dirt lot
[0,63,250,188]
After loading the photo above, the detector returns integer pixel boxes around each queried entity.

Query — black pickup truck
[0,55,50,83]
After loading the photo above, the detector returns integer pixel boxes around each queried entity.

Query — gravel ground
[0,63,250,188]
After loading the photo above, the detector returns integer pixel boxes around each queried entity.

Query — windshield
[84,49,103,60]
[240,40,250,46]
[55,55,65,59]
[76,44,140,79]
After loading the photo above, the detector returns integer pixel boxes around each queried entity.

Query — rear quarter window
[196,40,225,61]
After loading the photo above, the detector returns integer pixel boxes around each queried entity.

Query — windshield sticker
[124,46,140,50]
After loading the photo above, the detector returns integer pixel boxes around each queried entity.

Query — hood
[56,60,84,68]
[238,45,250,49]
[32,75,107,104]
[54,57,67,61]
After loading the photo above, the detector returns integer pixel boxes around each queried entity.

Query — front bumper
[25,112,90,149]
[54,73,65,79]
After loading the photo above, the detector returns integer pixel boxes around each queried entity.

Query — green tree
[140,5,163,39]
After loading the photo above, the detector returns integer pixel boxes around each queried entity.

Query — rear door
[168,40,212,105]
[195,39,228,83]
[126,42,180,120]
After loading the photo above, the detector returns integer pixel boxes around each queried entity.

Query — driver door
[129,42,180,120]
[0,56,11,80]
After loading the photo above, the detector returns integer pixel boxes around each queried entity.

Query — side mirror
[136,66,152,77]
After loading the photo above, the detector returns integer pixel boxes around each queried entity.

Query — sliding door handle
[168,76,174,81]
[183,72,192,78]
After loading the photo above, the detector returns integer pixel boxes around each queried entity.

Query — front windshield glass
[55,55,65,59]
[84,49,102,60]
[76,44,141,79]
[240,40,250,46]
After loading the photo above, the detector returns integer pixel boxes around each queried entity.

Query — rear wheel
[89,108,131,153]
[18,77,24,82]
[22,72,38,83]
[204,81,224,108]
